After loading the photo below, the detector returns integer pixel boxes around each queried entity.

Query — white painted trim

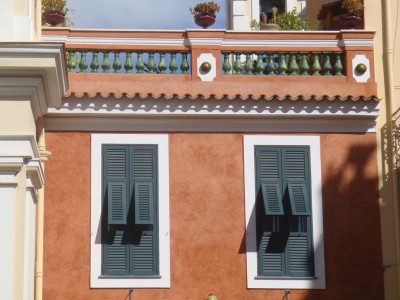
[0,134,40,158]
[26,159,44,189]
[196,53,216,81]
[90,134,170,288]
[41,34,374,49]
[352,54,371,83]
[243,135,326,289]
[0,43,68,114]
[45,98,379,133]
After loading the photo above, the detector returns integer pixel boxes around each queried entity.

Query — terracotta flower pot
[42,10,65,27]
[194,13,216,29]
[342,13,362,29]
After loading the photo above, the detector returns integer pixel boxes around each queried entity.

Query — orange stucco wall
[43,132,383,300]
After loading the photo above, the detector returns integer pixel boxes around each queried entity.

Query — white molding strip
[45,97,379,133]
[41,33,374,49]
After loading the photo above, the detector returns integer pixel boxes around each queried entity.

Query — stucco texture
[43,132,383,300]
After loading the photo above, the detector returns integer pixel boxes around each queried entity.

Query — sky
[67,0,227,30]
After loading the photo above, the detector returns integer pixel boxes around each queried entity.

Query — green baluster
[288,52,299,75]
[90,51,99,73]
[311,52,321,76]
[158,52,167,74]
[322,52,332,76]
[278,52,288,75]
[299,52,310,76]
[101,51,110,73]
[169,52,178,74]
[78,50,88,73]
[180,52,189,74]
[113,51,122,73]
[233,52,243,75]
[266,53,276,75]
[244,53,253,75]
[222,52,232,75]
[255,53,264,75]
[124,51,133,73]
[147,52,156,74]
[67,50,76,72]
[333,52,343,76]
[136,52,145,74]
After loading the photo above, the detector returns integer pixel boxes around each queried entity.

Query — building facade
[1,0,399,300]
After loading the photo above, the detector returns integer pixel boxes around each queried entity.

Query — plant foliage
[276,8,319,30]
[190,2,220,15]
[341,0,364,14]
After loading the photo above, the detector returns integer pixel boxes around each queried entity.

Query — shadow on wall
[239,136,383,300]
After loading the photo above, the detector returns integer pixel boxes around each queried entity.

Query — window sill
[255,276,318,280]
[99,275,162,279]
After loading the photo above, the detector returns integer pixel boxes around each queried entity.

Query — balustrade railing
[221,51,344,76]
[66,50,191,74]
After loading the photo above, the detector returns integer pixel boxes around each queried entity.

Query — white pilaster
[0,42,67,300]
[0,0,38,41]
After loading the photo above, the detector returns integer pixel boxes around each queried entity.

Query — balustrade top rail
[42,28,377,100]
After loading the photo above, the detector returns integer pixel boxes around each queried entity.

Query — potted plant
[42,0,73,27]
[341,0,364,28]
[190,1,220,29]
[276,8,319,30]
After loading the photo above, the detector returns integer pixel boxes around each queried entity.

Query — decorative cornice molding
[45,97,379,133]
[0,134,40,158]
[0,43,69,119]
[0,156,24,172]
[26,159,44,189]
[41,29,375,49]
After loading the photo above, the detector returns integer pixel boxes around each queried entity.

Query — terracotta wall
[43,132,384,300]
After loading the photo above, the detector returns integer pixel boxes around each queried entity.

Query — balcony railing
[41,28,377,100]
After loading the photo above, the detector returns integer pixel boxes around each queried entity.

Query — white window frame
[90,134,170,288]
[243,135,325,289]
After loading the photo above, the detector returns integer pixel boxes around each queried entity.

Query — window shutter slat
[257,148,280,182]
[283,148,308,182]
[108,182,128,225]
[287,234,313,277]
[103,230,129,276]
[131,145,158,276]
[288,182,311,216]
[134,180,154,224]
[104,146,129,225]
[259,233,284,276]
[261,183,284,215]
[133,230,157,275]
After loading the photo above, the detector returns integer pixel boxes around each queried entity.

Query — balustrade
[66,50,191,74]
[221,51,343,76]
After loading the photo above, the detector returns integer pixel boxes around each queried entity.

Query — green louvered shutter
[283,147,314,277]
[261,183,284,215]
[102,145,130,275]
[288,182,311,216]
[259,232,284,276]
[131,145,158,275]
[256,147,284,215]
[256,147,285,276]
[287,233,313,277]
[134,180,154,224]
[108,182,127,225]
[103,230,129,275]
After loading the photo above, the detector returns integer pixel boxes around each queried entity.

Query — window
[91,134,170,288]
[244,136,325,289]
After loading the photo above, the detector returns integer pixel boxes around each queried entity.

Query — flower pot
[260,23,280,31]
[342,13,362,29]
[42,10,65,27]
[194,13,216,29]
